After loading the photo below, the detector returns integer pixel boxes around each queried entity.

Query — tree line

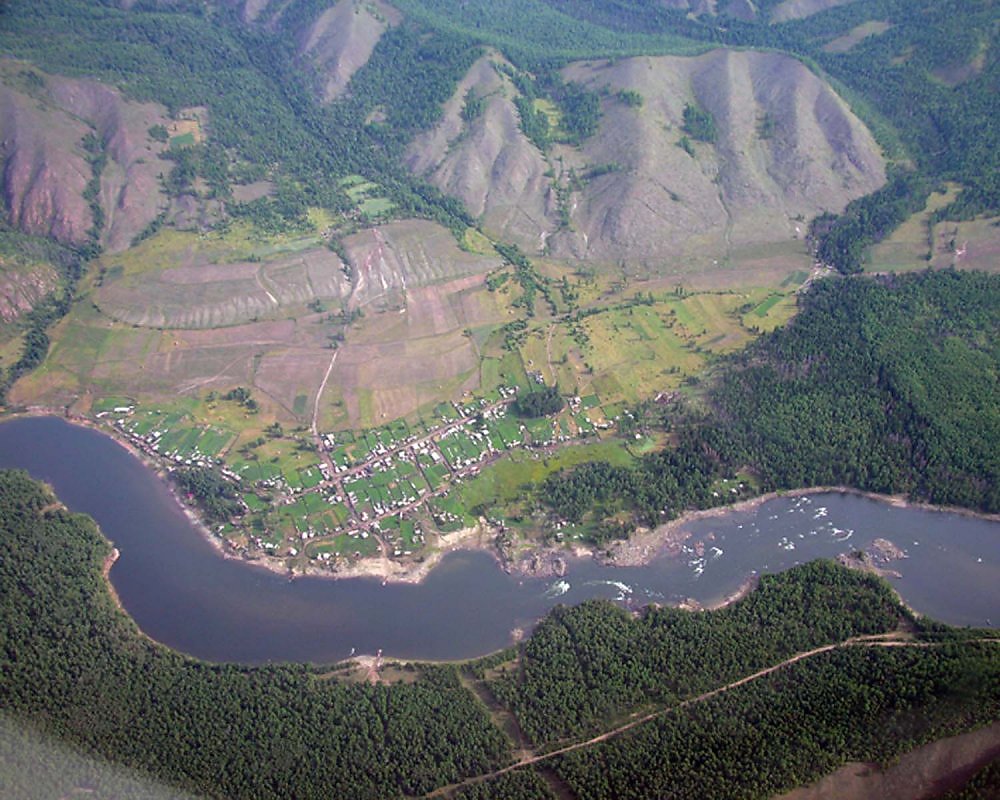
[541,270,1000,532]
[550,642,999,799]
[487,560,904,745]
[0,470,511,799]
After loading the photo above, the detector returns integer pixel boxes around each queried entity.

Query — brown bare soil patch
[254,347,337,418]
[296,0,400,102]
[822,21,892,54]
[332,329,480,426]
[343,220,500,313]
[770,0,858,24]
[95,245,351,329]
[775,722,1000,800]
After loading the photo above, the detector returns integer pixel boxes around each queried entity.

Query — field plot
[480,351,531,396]
[231,435,322,491]
[523,417,558,445]
[741,291,798,332]
[449,441,636,521]
[342,457,428,519]
[323,330,481,429]
[870,185,961,271]
[417,450,450,489]
[378,517,425,556]
[516,289,796,406]
[929,215,1000,273]
[253,347,339,419]
[339,174,396,219]
[438,427,491,470]
[342,220,501,313]
[95,233,351,329]
[353,273,506,345]
[109,406,235,464]
[13,218,511,436]
[311,229,508,430]
[308,531,380,561]
[557,302,704,404]
[668,239,814,291]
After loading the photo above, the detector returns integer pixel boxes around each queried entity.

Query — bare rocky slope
[409,48,886,271]
[661,0,855,22]
[118,0,271,21]
[661,1,758,22]
[296,0,400,102]
[0,260,59,333]
[406,53,558,251]
[0,61,172,254]
[770,0,860,24]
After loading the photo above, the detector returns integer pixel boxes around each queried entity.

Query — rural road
[424,634,999,797]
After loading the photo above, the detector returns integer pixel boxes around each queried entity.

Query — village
[97,385,617,571]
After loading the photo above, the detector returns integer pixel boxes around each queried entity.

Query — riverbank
[6,410,1000,590]
[102,547,122,610]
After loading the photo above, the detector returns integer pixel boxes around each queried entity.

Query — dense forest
[1,470,997,799]
[0,470,511,799]
[543,270,1000,532]
[488,561,904,744]
[550,643,999,800]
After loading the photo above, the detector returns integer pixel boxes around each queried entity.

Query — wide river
[1,416,997,663]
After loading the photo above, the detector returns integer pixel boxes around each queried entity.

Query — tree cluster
[551,643,999,800]
[542,271,1000,529]
[0,470,511,799]
[516,385,563,418]
[488,561,904,745]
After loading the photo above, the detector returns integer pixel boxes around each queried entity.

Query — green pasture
[780,270,810,288]
[450,440,635,514]
[360,198,395,217]
[308,531,379,559]
[169,132,195,148]
[871,184,961,271]
[92,396,135,413]
[742,292,798,332]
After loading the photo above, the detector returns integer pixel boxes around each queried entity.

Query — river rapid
[1,416,996,663]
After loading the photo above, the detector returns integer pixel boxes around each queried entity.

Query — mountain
[295,0,400,102]
[406,53,557,253]
[0,60,170,253]
[409,48,885,269]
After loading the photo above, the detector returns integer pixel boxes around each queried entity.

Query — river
[0,416,996,663]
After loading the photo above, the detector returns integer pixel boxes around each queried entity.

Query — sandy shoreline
[6,409,1000,590]
[102,547,123,610]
